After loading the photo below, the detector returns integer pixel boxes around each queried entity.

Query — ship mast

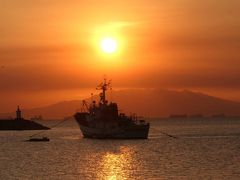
[96,78,111,105]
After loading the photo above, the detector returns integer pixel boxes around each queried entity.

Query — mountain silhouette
[1,89,240,119]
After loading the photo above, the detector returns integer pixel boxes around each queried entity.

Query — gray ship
[74,79,150,139]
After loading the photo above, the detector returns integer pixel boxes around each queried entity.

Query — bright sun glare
[100,37,118,54]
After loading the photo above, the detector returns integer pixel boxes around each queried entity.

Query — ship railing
[137,119,148,125]
[130,114,139,121]
[131,115,148,125]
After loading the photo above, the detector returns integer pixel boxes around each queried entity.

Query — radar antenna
[96,78,111,105]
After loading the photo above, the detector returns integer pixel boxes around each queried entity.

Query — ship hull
[75,119,149,139]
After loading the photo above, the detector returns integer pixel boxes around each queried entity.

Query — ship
[74,79,150,139]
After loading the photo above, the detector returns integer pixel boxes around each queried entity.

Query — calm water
[0,118,240,179]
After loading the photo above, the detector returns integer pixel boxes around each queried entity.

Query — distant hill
[1,89,240,119]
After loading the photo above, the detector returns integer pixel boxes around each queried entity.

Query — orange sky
[0,0,240,112]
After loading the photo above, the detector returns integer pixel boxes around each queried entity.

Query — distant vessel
[74,79,150,139]
[169,114,188,118]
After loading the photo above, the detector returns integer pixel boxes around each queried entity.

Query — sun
[100,37,118,54]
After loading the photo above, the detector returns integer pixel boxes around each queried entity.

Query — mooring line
[29,119,69,137]
[151,128,178,139]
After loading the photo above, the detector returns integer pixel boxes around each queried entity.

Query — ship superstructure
[74,79,150,139]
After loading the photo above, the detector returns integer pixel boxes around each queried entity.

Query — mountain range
[1,89,240,119]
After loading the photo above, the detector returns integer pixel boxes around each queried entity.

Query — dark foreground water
[0,118,240,179]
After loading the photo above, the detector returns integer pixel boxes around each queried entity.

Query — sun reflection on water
[96,147,133,180]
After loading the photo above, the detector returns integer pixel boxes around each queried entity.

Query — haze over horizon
[1,0,240,112]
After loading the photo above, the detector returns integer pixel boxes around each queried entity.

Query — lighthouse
[16,106,22,120]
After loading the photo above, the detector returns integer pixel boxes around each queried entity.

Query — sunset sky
[0,0,240,112]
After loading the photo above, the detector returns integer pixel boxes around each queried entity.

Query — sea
[0,118,240,179]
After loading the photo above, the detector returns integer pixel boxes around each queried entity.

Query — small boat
[27,136,50,142]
